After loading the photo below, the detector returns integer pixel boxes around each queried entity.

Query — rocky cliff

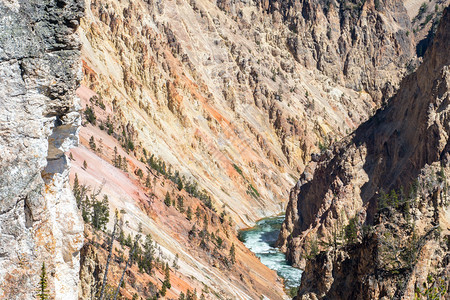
[219,0,416,102]
[278,6,450,299]
[0,1,84,299]
[77,0,420,229]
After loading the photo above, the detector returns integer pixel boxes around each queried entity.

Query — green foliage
[287,286,299,298]
[177,195,185,213]
[73,174,89,210]
[437,166,446,183]
[229,243,236,265]
[91,95,106,110]
[233,164,244,178]
[136,234,155,275]
[415,275,447,299]
[159,263,171,291]
[84,106,96,125]
[89,136,96,151]
[186,207,192,221]
[247,184,260,199]
[306,238,319,259]
[91,194,110,231]
[195,207,201,220]
[126,139,135,151]
[424,14,433,26]
[72,176,109,226]
[344,216,358,245]
[178,292,185,300]
[37,262,49,300]
[177,179,184,191]
[189,225,197,239]
[378,189,400,210]
[415,3,428,22]
[136,168,143,179]
[147,155,214,210]
[159,282,167,296]
[164,192,171,207]
[145,175,151,189]
[172,253,179,269]
[216,236,223,249]
[105,116,114,135]
[125,234,133,248]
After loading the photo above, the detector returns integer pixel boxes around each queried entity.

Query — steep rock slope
[0,0,84,299]
[72,88,288,299]
[220,0,416,102]
[78,0,417,227]
[278,6,450,299]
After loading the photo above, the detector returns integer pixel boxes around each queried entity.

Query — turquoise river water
[239,216,303,289]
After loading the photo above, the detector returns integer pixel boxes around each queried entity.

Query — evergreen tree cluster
[146,155,214,210]
[73,174,110,230]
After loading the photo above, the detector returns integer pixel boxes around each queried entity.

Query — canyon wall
[0,1,84,299]
[78,0,419,228]
[222,0,416,102]
[278,6,450,298]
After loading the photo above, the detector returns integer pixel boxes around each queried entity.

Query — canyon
[0,0,449,299]
[278,6,450,299]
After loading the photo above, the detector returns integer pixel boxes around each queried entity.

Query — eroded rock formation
[219,0,416,102]
[0,1,84,299]
[278,6,450,299]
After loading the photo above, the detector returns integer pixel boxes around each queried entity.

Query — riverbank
[239,216,303,295]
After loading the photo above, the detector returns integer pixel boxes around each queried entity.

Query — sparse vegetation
[37,262,49,300]
[344,216,358,245]
[72,175,109,230]
[84,106,97,125]
[247,183,260,199]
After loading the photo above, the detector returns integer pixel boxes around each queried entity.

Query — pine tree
[229,243,236,264]
[73,173,81,208]
[89,136,96,151]
[83,160,88,170]
[113,146,118,166]
[186,207,192,221]
[160,284,167,297]
[216,236,223,249]
[37,262,49,300]
[172,253,179,269]
[122,156,127,171]
[141,234,155,274]
[92,194,110,230]
[177,196,185,212]
[145,175,151,189]
[177,180,183,191]
[344,216,358,245]
[163,263,171,289]
[164,192,171,207]
[136,168,143,179]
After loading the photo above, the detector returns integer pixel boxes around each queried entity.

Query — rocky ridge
[278,6,450,299]
[219,0,416,102]
[0,0,84,299]
[78,0,419,228]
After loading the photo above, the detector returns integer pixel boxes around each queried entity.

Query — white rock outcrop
[0,1,84,299]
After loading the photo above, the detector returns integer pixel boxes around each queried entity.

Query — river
[239,215,303,291]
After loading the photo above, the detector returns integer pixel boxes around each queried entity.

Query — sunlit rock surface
[0,1,84,298]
